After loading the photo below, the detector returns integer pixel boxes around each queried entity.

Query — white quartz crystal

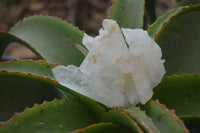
[52,19,165,107]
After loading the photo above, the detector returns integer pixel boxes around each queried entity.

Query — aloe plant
[0,0,200,132]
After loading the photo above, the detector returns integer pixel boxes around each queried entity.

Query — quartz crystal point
[52,19,165,107]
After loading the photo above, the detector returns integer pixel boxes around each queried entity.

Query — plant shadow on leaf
[0,73,63,121]
[0,98,99,133]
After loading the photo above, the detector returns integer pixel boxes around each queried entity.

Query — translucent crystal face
[52,19,165,107]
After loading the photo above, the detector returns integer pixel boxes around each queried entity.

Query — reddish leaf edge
[10,14,84,34]
[162,71,200,79]
[0,98,60,125]
[118,107,159,133]
[0,71,106,120]
[0,59,60,66]
[114,109,143,133]
[1,15,86,64]
[104,108,143,133]
[149,4,200,40]
[72,122,116,133]
[150,99,189,133]
[0,59,60,79]
[0,32,45,60]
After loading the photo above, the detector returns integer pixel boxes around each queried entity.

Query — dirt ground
[0,0,177,59]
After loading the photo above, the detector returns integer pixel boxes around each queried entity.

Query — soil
[0,0,112,35]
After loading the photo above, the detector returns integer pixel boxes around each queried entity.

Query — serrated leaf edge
[109,108,143,133]
[148,4,200,40]
[153,100,189,133]
[119,107,159,133]
[0,32,45,60]
[10,15,84,35]
[0,98,60,125]
[0,59,60,66]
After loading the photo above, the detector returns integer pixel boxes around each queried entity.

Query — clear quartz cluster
[52,19,165,107]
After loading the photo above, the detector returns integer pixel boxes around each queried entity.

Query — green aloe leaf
[103,108,143,133]
[73,123,130,133]
[179,0,200,6]
[141,100,189,133]
[0,15,85,66]
[148,6,185,39]
[0,98,99,133]
[148,5,200,75]
[0,72,62,121]
[125,106,159,133]
[71,43,88,57]
[153,73,200,117]
[0,71,105,122]
[0,60,57,79]
[0,32,42,60]
[109,0,145,29]
[115,107,159,133]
